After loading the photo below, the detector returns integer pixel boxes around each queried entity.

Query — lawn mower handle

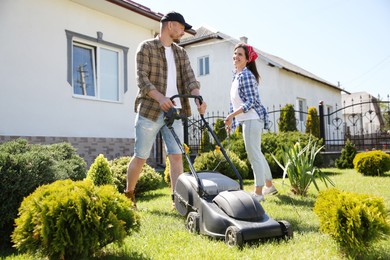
[167,95,243,190]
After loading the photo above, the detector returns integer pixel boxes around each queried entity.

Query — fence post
[183,119,188,145]
[319,101,325,142]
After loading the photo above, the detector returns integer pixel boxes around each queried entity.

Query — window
[66,30,128,102]
[198,56,209,76]
[296,98,307,122]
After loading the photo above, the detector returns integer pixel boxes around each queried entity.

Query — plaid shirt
[134,36,200,121]
[229,67,270,129]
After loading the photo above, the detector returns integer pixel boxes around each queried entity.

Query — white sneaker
[251,193,265,202]
[263,185,278,196]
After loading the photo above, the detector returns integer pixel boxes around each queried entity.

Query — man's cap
[160,11,192,30]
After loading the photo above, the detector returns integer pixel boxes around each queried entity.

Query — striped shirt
[229,67,270,129]
[134,36,200,121]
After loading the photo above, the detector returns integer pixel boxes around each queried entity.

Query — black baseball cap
[160,11,192,30]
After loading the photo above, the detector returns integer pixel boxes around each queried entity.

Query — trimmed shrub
[353,150,390,176]
[221,133,252,178]
[278,104,297,132]
[109,157,162,194]
[199,129,212,152]
[11,179,140,259]
[314,188,390,257]
[193,149,249,180]
[305,106,320,138]
[335,139,357,169]
[214,118,227,143]
[86,154,114,186]
[0,139,86,248]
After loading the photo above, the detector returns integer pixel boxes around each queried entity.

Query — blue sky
[137,0,390,100]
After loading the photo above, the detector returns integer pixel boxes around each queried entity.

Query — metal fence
[182,95,390,155]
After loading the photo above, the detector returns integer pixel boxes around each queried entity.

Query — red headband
[246,44,258,63]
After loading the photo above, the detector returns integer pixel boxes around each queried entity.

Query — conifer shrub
[11,179,140,259]
[109,156,162,194]
[314,188,390,257]
[335,139,357,169]
[199,129,212,152]
[305,106,320,138]
[193,149,249,179]
[278,104,297,132]
[353,150,390,176]
[214,118,227,143]
[0,139,86,248]
[86,154,114,186]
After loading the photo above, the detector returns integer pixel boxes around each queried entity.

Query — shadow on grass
[93,251,152,260]
[273,194,316,208]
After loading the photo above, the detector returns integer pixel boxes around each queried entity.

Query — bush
[109,157,162,194]
[278,104,297,132]
[335,139,357,169]
[199,129,212,152]
[193,149,249,180]
[214,118,227,143]
[353,150,390,176]
[272,139,334,196]
[221,133,251,178]
[262,132,323,178]
[0,139,86,248]
[305,106,320,138]
[11,179,140,259]
[314,188,390,257]
[86,154,114,186]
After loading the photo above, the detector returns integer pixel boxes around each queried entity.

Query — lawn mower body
[166,95,293,246]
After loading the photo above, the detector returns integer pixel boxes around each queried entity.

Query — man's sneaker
[263,185,278,196]
[124,190,137,209]
[251,193,265,202]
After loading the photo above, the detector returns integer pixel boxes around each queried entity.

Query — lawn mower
[165,95,293,247]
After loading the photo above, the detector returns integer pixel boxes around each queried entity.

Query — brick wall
[0,135,136,167]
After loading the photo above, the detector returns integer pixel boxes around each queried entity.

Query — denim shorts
[134,112,184,159]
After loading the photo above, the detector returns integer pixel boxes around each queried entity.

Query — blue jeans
[134,112,183,159]
[242,119,273,187]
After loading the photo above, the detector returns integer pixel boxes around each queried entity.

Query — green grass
[3,169,390,260]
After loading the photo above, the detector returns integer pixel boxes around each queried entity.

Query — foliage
[314,188,390,258]
[86,154,114,186]
[305,106,320,138]
[11,179,140,259]
[193,149,249,180]
[109,156,162,194]
[214,118,227,143]
[0,139,86,248]
[262,132,323,178]
[221,133,251,178]
[199,129,212,153]
[353,150,390,176]
[335,139,357,169]
[278,104,297,132]
[272,139,334,196]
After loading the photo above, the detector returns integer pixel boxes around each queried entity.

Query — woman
[224,43,277,201]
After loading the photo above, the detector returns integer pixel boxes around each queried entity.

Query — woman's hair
[234,43,261,83]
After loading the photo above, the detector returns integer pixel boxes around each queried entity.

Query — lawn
[3,168,390,260]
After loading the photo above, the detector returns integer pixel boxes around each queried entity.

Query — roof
[180,26,348,93]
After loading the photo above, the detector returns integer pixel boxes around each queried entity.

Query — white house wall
[185,38,341,134]
[0,0,155,139]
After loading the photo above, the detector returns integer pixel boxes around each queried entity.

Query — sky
[137,0,390,100]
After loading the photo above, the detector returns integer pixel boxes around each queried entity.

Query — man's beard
[173,38,180,44]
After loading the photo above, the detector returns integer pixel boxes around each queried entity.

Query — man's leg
[168,153,183,193]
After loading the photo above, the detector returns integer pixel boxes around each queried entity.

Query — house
[0,0,197,165]
[0,0,349,166]
[180,27,347,134]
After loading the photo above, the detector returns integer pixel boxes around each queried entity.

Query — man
[125,11,207,208]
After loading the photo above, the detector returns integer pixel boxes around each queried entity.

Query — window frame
[66,30,128,102]
[198,55,210,76]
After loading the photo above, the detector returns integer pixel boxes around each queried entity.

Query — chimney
[240,36,248,43]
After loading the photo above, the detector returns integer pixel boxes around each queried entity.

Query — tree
[305,106,320,138]
[278,104,297,132]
